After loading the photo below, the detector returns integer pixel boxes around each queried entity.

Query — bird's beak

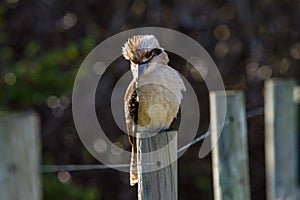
[137,63,147,78]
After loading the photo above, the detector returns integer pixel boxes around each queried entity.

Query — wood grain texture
[210,91,251,200]
[265,79,298,200]
[0,112,41,200]
[137,130,177,200]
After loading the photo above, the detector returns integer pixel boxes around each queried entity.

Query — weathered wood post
[210,91,251,200]
[0,112,41,200]
[294,86,300,104]
[264,79,298,200]
[137,130,177,200]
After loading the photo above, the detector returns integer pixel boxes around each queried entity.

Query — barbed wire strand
[177,130,210,154]
[41,107,264,173]
[246,107,264,118]
[176,107,264,153]
[42,162,157,173]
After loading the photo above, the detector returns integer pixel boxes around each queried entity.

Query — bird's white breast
[135,64,186,132]
[138,64,186,102]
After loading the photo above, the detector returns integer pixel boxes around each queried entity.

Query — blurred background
[1,0,300,199]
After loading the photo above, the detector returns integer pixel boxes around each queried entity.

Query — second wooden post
[265,79,298,200]
[210,91,251,200]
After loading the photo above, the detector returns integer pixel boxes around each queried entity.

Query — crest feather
[122,35,160,61]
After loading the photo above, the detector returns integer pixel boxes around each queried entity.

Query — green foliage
[0,1,96,110]
[0,37,96,109]
[43,174,100,200]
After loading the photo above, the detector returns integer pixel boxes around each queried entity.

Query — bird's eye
[145,51,151,58]
[151,48,162,56]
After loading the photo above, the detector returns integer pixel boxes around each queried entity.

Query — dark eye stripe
[134,48,163,65]
[151,48,162,56]
[145,51,151,58]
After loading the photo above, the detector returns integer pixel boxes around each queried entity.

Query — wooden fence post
[294,86,300,104]
[265,79,298,200]
[0,112,41,200]
[137,130,177,200]
[210,91,251,200]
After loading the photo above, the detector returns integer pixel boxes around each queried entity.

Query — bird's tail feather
[130,144,138,186]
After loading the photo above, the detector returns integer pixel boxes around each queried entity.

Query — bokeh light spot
[214,41,229,58]
[4,73,17,85]
[214,24,231,41]
[289,43,300,60]
[246,62,259,75]
[47,96,59,109]
[57,171,71,183]
[59,96,70,109]
[258,65,272,80]
[56,12,77,32]
[93,139,107,154]
[47,95,70,109]
[92,62,106,75]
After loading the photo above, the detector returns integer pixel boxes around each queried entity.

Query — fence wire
[41,107,264,173]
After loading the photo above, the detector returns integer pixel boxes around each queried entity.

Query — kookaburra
[122,35,186,186]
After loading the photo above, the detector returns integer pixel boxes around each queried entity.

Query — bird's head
[122,35,169,79]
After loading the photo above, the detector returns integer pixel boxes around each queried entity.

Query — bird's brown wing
[124,79,139,186]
